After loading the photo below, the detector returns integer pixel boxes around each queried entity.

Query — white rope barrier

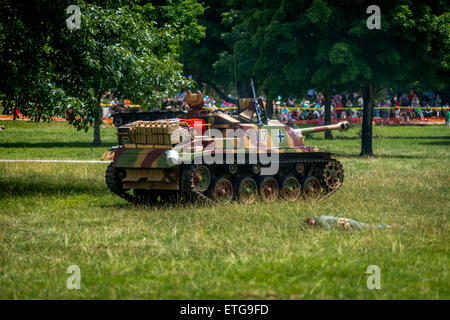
[0,160,111,163]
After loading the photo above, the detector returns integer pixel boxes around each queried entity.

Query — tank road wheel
[258,176,279,203]
[323,160,344,191]
[212,178,233,204]
[280,176,302,202]
[302,176,322,201]
[192,165,212,193]
[236,177,258,204]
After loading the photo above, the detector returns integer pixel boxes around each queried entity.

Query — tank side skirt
[109,148,341,203]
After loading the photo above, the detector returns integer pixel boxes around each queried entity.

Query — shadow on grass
[0,180,106,197]
[309,135,449,141]
[0,181,200,209]
[377,123,447,127]
[99,203,135,210]
[334,153,431,159]
[0,142,115,148]
[418,140,450,146]
[99,198,213,210]
[378,136,450,140]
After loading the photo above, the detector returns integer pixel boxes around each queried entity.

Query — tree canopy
[0,0,205,144]
[183,0,449,154]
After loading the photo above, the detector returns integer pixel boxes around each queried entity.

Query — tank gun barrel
[293,121,350,136]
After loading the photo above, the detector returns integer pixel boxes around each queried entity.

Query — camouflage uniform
[314,216,395,230]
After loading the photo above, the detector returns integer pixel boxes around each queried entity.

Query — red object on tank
[180,118,207,135]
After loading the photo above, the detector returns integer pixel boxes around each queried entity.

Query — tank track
[106,159,344,204]
[279,157,344,202]
[181,164,216,204]
[105,163,133,202]
[180,158,344,204]
[106,163,190,205]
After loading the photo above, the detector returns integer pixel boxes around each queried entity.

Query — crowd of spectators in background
[3,89,448,125]
[273,89,449,124]
[159,88,449,124]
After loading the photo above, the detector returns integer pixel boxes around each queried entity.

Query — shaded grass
[0,121,449,299]
[0,121,116,160]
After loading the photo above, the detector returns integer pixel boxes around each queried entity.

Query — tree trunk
[11,98,16,120]
[361,84,374,156]
[93,95,103,146]
[266,96,273,120]
[324,91,333,140]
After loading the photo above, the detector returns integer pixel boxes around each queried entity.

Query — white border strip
[0,160,111,163]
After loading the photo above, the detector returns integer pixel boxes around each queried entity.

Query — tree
[304,0,449,155]
[191,0,449,154]
[0,0,205,145]
[0,1,65,121]
[54,0,205,145]
[182,0,236,101]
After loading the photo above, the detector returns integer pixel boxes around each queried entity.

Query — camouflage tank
[103,81,350,204]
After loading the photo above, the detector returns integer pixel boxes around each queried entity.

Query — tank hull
[106,148,343,204]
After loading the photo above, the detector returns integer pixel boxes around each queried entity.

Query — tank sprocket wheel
[105,163,133,202]
[258,176,279,203]
[279,176,302,202]
[211,178,233,204]
[323,160,344,191]
[302,176,322,200]
[235,177,258,204]
[192,165,212,192]
[181,164,214,203]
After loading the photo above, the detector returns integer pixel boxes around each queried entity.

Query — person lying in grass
[304,216,400,230]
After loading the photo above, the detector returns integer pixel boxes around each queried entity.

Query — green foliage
[0,0,205,133]
[184,0,449,98]
[182,0,234,94]
[0,1,64,117]
[57,1,204,124]
[305,0,332,27]
[182,0,448,154]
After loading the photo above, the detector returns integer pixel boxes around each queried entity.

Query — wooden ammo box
[118,121,193,148]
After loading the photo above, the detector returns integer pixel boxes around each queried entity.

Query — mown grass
[0,120,449,299]
[0,121,116,159]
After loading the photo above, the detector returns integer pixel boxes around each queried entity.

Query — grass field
[0,120,448,299]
